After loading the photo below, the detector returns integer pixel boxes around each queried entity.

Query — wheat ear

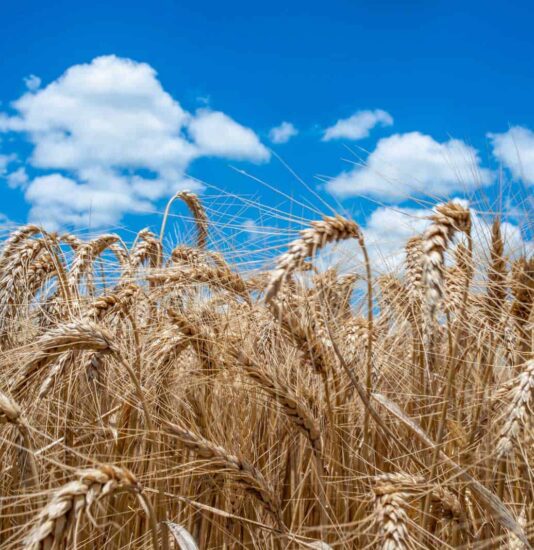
[239,352,322,457]
[131,228,163,269]
[22,465,156,550]
[265,215,362,304]
[13,321,117,395]
[372,473,420,550]
[422,202,471,321]
[510,257,533,362]
[165,422,282,526]
[0,224,42,267]
[86,283,139,320]
[405,236,424,300]
[68,234,120,289]
[495,358,534,459]
[160,190,208,249]
[148,265,250,302]
[59,232,83,251]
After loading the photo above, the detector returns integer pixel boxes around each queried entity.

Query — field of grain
[0,193,532,549]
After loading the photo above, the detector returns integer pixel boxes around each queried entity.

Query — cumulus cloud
[326,132,492,201]
[0,55,269,228]
[323,109,393,141]
[488,126,534,185]
[269,121,298,144]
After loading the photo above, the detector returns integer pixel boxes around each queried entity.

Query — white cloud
[7,56,195,171]
[0,55,269,228]
[23,74,41,92]
[6,167,29,189]
[269,121,298,144]
[323,109,393,141]
[326,132,492,201]
[488,126,534,185]
[188,110,269,161]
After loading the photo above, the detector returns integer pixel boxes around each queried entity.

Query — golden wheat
[0,202,531,549]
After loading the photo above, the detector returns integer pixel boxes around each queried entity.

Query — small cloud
[323,109,393,141]
[488,126,534,185]
[7,167,29,189]
[0,155,9,174]
[23,74,41,92]
[269,121,298,144]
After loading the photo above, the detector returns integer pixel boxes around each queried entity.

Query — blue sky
[0,0,532,267]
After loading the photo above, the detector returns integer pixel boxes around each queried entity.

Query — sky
[0,0,532,269]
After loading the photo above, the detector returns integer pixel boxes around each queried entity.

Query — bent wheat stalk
[160,190,208,249]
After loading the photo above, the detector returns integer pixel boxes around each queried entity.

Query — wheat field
[0,192,532,549]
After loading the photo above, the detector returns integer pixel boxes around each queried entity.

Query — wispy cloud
[23,74,41,92]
